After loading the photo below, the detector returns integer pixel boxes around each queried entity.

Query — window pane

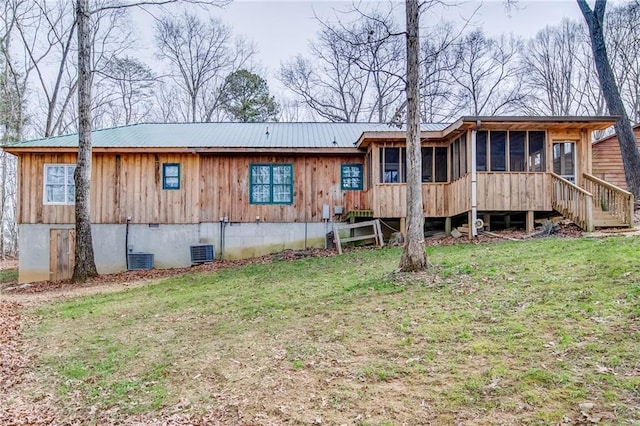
[382,148,400,183]
[435,147,448,182]
[67,185,75,203]
[528,131,546,172]
[46,185,65,203]
[164,164,179,177]
[460,136,467,175]
[509,131,526,171]
[46,166,65,184]
[421,147,433,182]
[273,165,292,184]
[66,165,76,184]
[273,184,292,203]
[165,177,179,188]
[476,131,487,171]
[490,131,507,171]
[251,165,270,184]
[252,184,270,203]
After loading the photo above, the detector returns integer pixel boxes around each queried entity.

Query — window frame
[43,163,76,205]
[340,163,364,190]
[379,147,406,183]
[249,163,294,205]
[162,163,181,190]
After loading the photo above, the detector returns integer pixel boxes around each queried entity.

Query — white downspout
[471,122,479,237]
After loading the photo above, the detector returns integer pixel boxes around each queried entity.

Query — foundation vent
[127,252,154,270]
[190,244,214,264]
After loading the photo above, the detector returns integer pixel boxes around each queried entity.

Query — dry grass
[5,236,640,425]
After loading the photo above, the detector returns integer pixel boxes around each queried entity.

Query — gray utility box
[190,244,215,264]
[127,252,154,270]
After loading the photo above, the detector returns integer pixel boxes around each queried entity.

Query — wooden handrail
[583,173,633,196]
[583,173,634,227]
[550,173,594,231]
[549,173,592,196]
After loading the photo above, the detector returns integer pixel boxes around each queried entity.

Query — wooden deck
[367,172,633,231]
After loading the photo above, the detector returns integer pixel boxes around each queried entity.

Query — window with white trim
[44,164,76,205]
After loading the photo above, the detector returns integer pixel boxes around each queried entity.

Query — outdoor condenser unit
[190,244,214,264]
[127,252,154,270]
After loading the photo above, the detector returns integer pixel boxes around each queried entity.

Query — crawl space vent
[127,252,154,270]
[190,244,214,264]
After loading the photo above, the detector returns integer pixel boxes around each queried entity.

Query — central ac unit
[128,252,154,270]
[190,244,214,264]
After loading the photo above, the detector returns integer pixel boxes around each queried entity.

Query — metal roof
[4,122,451,149]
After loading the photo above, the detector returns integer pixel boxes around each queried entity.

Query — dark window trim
[249,163,294,205]
[162,163,181,190]
[341,163,364,190]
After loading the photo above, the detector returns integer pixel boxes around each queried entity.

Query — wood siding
[592,127,640,190]
[20,152,199,224]
[477,173,551,211]
[18,152,366,225]
[199,154,367,223]
[371,182,454,218]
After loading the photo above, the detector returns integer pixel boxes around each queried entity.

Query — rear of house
[3,117,631,284]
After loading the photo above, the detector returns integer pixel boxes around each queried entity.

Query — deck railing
[582,173,634,227]
[550,173,594,231]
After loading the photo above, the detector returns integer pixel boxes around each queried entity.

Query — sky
[133,0,586,95]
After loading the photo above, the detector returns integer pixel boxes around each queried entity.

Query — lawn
[19,236,640,424]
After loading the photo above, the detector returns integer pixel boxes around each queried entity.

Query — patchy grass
[0,268,18,285]
[21,236,640,424]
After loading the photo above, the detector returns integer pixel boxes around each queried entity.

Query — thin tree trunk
[0,154,6,260]
[73,0,98,281]
[399,0,427,272]
[578,0,640,197]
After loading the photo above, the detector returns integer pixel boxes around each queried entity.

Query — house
[2,116,634,284]
[592,123,640,190]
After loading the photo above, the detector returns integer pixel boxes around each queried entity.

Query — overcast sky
[134,0,586,95]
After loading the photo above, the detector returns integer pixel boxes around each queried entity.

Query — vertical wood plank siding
[18,152,367,224]
[476,173,551,211]
[199,154,367,223]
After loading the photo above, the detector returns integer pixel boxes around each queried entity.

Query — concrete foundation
[18,221,333,283]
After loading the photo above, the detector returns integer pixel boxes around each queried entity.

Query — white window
[44,164,76,205]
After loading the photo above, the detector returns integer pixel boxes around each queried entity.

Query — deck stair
[551,173,634,231]
[592,207,629,228]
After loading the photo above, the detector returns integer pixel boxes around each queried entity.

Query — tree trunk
[578,0,640,198]
[399,0,427,272]
[73,0,98,282]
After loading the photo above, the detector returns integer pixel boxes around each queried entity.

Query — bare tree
[73,0,229,281]
[279,26,370,122]
[97,56,156,126]
[322,10,406,122]
[1,3,23,258]
[605,2,640,123]
[578,0,640,197]
[521,20,590,116]
[399,0,427,272]
[155,12,254,123]
[419,21,460,122]
[452,30,525,116]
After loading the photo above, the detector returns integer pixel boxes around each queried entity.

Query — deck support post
[445,217,452,236]
[526,211,535,233]
[400,217,406,237]
[483,214,491,232]
[504,215,511,229]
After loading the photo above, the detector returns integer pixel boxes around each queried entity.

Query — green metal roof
[5,122,450,149]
